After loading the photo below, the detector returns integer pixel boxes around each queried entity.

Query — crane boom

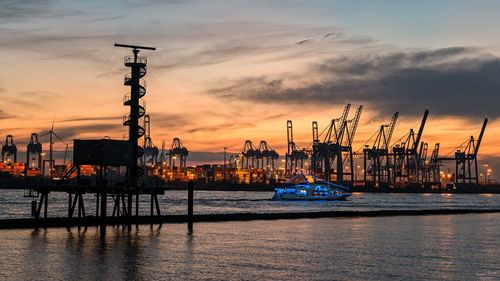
[287,120,294,154]
[336,104,351,144]
[348,106,363,146]
[312,121,319,143]
[413,109,429,151]
[473,118,488,156]
[385,111,399,148]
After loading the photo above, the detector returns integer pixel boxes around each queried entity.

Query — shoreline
[2,185,500,194]
[0,208,499,230]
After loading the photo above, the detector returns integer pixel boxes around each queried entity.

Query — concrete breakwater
[0,208,499,230]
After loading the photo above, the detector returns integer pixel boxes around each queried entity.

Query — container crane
[1,135,17,163]
[169,138,188,173]
[285,120,308,178]
[258,141,279,171]
[363,111,398,186]
[142,115,159,168]
[392,109,429,184]
[26,133,42,175]
[241,140,259,169]
[439,118,488,185]
[311,104,352,182]
[341,105,363,183]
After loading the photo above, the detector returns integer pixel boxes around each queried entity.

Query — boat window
[315,186,328,192]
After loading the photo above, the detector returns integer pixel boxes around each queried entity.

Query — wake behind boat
[272,175,351,201]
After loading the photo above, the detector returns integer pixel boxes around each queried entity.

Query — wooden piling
[188,180,193,230]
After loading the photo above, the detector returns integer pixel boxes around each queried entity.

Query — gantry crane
[439,118,488,185]
[285,120,308,178]
[1,135,17,163]
[26,133,42,172]
[311,104,362,183]
[241,140,259,169]
[363,111,398,186]
[142,115,159,168]
[420,143,440,185]
[341,105,363,183]
[392,109,429,184]
[258,140,279,171]
[169,138,188,173]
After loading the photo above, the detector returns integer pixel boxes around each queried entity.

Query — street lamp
[223,147,227,182]
[41,152,46,176]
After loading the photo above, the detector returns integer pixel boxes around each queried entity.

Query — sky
[1,0,500,173]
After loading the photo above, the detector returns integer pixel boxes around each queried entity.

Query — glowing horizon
[1,0,500,174]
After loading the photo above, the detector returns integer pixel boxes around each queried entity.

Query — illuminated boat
[272,174,350,201]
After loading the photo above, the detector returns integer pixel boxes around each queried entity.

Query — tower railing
[124,55,147,65]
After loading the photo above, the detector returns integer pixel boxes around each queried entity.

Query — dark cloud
[146,113,193,130]
[40,123,121,141]
[208,47,500,119]
[77,14,126,23]
[295,32,346,45]
[59,116,121,123]
[0,110,14,120]
[0,27,53,36]
[186,122,256,134]
[323,32,344,39]
[2,91,60,109]
[296,39,312,45]
[155,44,286,70]
[153,25,368,71]
[0,34,120,65]
[187,151,226,163]
[122,0,191,6]
[0,0,82,22]
[0,0,54,19]
[259,114,285,121]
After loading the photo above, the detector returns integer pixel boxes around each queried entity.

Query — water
[1,190,500,219]
[0,214,499,280]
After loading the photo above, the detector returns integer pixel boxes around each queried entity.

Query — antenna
[114,43,156,51]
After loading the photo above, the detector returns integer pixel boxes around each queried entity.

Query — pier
[0,208,499,230]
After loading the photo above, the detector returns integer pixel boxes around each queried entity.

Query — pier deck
[0,208,499,230]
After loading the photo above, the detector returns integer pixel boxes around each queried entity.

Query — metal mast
[114,43,155,189]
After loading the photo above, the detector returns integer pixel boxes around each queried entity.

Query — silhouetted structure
[26,134,42,170]
[1,135,17,163]
[258,141,279,171]
[169,138,188,172]
[311,105,363,183]
[363,112,398,186]
[241,140,259,169]
[40,122,65,177]
[143,114,159,167]
[285,120,308,178]
[439,118,488,184]
[392,109,429,185]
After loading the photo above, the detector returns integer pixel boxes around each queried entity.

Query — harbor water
[1,190,500,219]
[0,214,499,280]
[1,190,499,280]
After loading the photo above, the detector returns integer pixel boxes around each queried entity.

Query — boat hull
[272,193,350,201]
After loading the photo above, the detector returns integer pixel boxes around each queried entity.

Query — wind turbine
[40,120,66,178]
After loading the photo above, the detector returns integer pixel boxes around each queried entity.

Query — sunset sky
[1,0,500,173]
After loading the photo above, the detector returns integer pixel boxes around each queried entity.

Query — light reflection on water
[0,214,499,280]
[1,190,500,219]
